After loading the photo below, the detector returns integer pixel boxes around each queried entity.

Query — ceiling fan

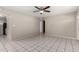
[33,6,51,14]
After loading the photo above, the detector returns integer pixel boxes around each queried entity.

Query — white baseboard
[13,33,40,40]
[45,34,77,40]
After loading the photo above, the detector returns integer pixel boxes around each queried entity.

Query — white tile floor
[0,35,79,52]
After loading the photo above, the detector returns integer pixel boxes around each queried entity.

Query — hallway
[0,36,79,52]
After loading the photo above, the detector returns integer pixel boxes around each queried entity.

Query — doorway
[43,20,45,34]
[0,16,7,35]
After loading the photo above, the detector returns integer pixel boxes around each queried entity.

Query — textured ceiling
[0,6,78,17]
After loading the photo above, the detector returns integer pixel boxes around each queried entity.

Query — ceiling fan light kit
[40,11,44,14]
[33,6,51,14]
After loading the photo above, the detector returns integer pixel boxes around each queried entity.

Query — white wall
[0,9,40,40]
[12,12,40,40]
[45,12,77,38]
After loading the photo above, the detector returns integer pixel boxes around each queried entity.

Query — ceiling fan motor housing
[34,6,51,14]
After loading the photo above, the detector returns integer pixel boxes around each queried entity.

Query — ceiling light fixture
[33,6,51,14]
[40,11,44,14]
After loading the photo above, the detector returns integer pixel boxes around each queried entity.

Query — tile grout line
[56,39,64,52]
[64,39,67,52]
[47,38,59,52]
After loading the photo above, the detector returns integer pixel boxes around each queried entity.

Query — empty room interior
[0,6,79,52]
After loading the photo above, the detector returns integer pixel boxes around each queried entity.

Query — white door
[40,20,43,34]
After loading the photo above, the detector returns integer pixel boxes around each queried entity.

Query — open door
[0,16,7,35]
[43,20,45,34]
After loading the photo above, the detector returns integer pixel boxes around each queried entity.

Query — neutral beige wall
[45,12,77,38]
[11,12,40,40]
[0,9,40,40]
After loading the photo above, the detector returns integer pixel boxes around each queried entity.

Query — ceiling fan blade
[34,6,41,10]
[33,10,39,12]
[43,6,50,10]
[44,10,50,12]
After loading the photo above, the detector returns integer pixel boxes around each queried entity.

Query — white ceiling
[0,6,78,17]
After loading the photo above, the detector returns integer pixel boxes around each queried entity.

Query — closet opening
[40,20,45,35]
[43,20,45,34]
